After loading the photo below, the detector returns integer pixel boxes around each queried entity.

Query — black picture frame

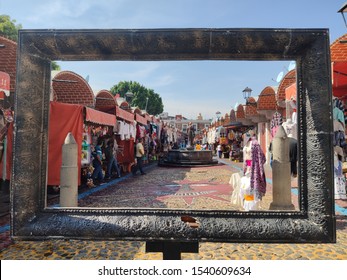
[11,28,335,243]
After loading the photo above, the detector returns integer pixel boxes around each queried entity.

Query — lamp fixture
[242,87,257,106]
[145,97,149,111]
[215,111,221,121]
[125,91,134,106]
[125,91,134,99]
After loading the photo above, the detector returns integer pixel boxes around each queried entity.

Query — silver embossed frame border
[11,28,335,243]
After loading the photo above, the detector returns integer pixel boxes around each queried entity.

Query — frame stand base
[145,241,199,260]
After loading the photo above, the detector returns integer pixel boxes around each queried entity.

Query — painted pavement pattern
[0,160,346,260]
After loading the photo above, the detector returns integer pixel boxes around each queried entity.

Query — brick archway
[277,69,296,105]
[0,36,17,107]
[95,89,117,113]
[52,71,95,107]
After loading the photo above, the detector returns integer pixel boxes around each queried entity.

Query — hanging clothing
[282,119,297,140]
[129,122,136,140]
[270,112,283,138]
[333,97,347,124]
[289,99,297,124]
[289,137,298,177]
[333,107,345,126]
[249,138,267,200]
[334,152,347,199]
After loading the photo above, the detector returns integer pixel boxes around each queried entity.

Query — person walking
[104,139,121,180]
[112,137,122,176]
[133,138,146,175]
[92,138,104,184]
[217,143,223,158]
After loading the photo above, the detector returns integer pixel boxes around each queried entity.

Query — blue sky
[1,0,346,119]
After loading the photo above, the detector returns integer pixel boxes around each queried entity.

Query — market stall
[48,102,117,186]
[1,102,117,187]
[114,105,136,172]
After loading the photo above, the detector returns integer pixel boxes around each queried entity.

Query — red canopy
[332,61,347,98]
[85,107,116,127]
[48,102,84,186]
[115,106,134,122]
[135,113,147,125]
[49,103,117,185]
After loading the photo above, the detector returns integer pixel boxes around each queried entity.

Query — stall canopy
[115,106,134,122]
[332,61,347,98]
[85,106,116,126]
[48,102,118,186]
[135,113,147,125]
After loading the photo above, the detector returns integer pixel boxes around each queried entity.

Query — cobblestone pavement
[0,159,347,260]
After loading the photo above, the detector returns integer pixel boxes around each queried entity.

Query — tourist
[92,138,104,184]
[217,143,223,158]
[133,138,146,175]
[104,139,121,180]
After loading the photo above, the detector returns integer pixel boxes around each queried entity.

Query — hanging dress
[270,112,283,139]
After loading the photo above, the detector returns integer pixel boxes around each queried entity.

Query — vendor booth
[49,102,117,186]
[114,106,136,173]
[0,102,117,187]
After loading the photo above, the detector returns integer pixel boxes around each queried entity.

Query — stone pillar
[269,126,295,210]
[60,133,78,207]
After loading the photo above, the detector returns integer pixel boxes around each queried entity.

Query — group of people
[91,137,122,185]
[91,136,148,185]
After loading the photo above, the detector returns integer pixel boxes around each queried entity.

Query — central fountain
[159,122,218,167]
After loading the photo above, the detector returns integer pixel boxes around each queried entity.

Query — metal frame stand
[146,241,199,260]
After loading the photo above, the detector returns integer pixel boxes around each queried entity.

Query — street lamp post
[215,111,221,120]
[215,111,221,125]
[125,91,134,108]
[242,86,257,106]
[338,2,347,28]
[145,97,149,112]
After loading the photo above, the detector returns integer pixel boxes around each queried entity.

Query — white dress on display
[229,171,243,209]
[239,140,260,211]
[240,173,259,211]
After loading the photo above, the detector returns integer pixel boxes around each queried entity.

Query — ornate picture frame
[11,28,335,243]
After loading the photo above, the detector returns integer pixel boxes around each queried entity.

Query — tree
[0,15,61,70]
[0,15,22,42]
[51,61,61,71]
[110,81,164,116]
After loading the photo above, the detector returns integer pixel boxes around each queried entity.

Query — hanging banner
[0,71,10,99]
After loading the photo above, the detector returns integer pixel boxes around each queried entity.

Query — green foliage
[110,81,164,116]
[0,15,22,42]
[51,61,61,71]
